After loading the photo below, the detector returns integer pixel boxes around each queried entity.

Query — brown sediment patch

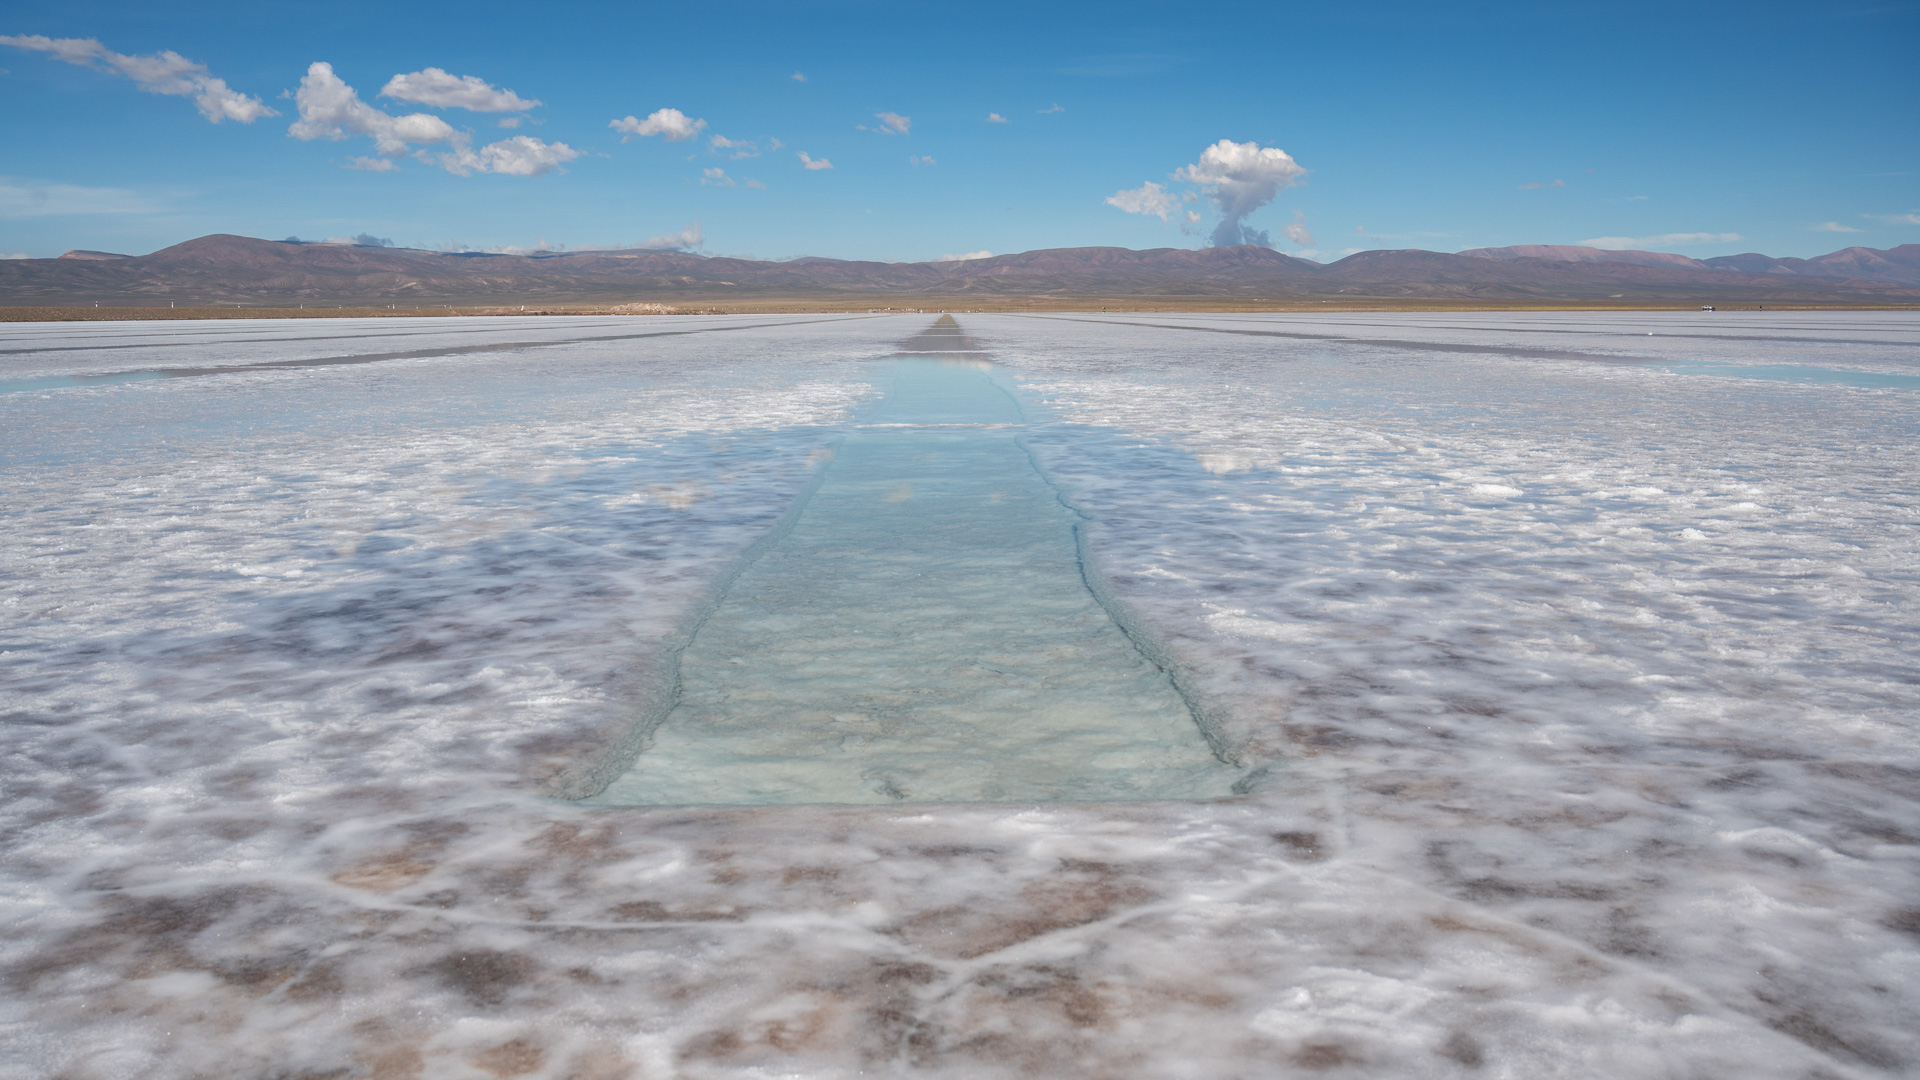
[605,900,746,923]
[332,856,436,893]
[893,863,1156,960]
[423,950,537,1007]
[1273,831,1328,861]
[470,1036,546,1078]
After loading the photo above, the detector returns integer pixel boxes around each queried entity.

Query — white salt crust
[1,312,1916,1078]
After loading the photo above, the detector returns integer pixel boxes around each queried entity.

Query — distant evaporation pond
[577,317,1246,806]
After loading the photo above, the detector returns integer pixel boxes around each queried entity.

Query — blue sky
[2,0,1915,262]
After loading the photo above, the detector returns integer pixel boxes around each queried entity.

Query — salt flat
[2,311,1916,1078]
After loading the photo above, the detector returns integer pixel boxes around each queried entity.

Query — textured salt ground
[1,312,1917,1079]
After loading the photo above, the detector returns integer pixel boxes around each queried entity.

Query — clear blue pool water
[588,324,1240,805]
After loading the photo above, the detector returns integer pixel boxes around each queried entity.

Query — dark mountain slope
[2,234,1916,306]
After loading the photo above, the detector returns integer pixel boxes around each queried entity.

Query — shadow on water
[576,316,1250,807]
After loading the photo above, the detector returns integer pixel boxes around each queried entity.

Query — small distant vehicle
[1702,304,1716,311]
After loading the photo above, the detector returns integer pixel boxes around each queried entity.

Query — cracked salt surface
[2,312,1917,1078]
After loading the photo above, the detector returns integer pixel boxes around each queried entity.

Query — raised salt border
[588,320,1239,806]
[1,312,1916,1077]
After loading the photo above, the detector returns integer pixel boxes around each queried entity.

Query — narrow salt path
[590,318,1239,805]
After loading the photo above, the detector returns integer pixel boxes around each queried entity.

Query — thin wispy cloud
[0,178,160,217]
[610,108,706,142]
[790,72,807,82]
[380,68,539,112]
[867,111,910,135]
[910,155,935,166]
[935,250,993,262]
[1867,210,1920,224]
[1813,221,1863,233]
[343,155,399,172]
[1037,103,1065,114]
[1518,179,1565,189]
[710,135,762,159]
[0,34,275,122]
[797,151,832,170]
[1577,231,1742,249]
[701,167,735,187]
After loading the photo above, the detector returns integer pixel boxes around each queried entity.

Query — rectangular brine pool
[581,319,1247,805]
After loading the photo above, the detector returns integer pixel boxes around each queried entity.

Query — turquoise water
[588,328,1240,805]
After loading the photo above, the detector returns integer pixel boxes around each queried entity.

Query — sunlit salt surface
[591,325,1236,806]
[2,311,1917,1079]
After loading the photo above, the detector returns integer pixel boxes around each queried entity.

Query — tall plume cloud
[610,108,706,142]
[379,68,539,112]
[1106,139,1308,247]
[290,63,576,175]
[1174,139,1307,247]
[0,34,275,122]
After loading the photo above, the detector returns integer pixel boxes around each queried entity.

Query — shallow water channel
[588,320,1241,805]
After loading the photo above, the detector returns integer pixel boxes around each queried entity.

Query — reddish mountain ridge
[2,234,1917,306]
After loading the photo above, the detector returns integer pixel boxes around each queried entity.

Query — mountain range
[3,234,1917,307]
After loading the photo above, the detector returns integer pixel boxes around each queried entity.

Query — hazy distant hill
[3,234,1917,306]
[1461,242,1920,286]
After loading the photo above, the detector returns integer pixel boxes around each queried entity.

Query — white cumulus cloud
[701,167,735,187]
[935,250,993,262]
[0,34,275,122]
[291,64,575,176]
[379,68,539,112]
[1175,139,1308,247]
[1105,180,1179,222]
[610,108,706,142]
[462,135,581,177]
[290,62,457,155]
[1284,222,1315,247]
[797,151,833,170]
[986,112,1008,123]
[873,111,910,135]
[1577,232,1742,250]
[910,155,935,166]
[643,223,703,250]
